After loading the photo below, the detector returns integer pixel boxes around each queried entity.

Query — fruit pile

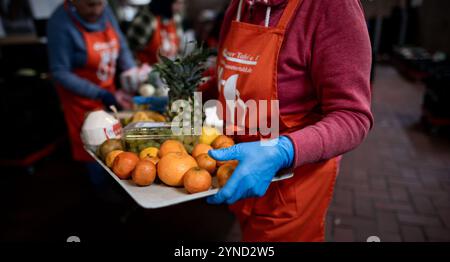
[97,128,237,194]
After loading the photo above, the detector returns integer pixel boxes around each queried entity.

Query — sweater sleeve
[287,0,373,167]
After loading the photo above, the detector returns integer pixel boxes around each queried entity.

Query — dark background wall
[186,0,228,18]
[417,0,450,53]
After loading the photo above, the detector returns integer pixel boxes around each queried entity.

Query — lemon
[106,150,124,168]
[199,126,221,145]
[139,147,160,160]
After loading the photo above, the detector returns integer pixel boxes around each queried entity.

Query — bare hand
[114,89,133,110]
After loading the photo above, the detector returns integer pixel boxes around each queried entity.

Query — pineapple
[153,44,213,125]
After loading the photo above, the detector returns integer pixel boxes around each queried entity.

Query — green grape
[185,144,194,154]
[183,135,194,145]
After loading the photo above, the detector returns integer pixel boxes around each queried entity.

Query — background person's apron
[217,0,340,241]
[57,3,120,162]
[137,17,180,65]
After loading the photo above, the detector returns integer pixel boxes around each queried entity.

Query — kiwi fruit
[98,139,123,161]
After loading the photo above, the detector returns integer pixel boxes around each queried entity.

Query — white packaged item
[81,110,122,149]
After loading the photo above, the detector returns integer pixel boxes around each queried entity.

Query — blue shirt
[47,3,136,99]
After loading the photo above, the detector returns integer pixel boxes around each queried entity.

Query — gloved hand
[100,90,120,110]
[133,96,169,113]
[207,136,295,205]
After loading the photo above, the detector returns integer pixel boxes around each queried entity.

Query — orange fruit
[105,150,123,168]
[191,143,213,158]
[183,167,212,194]
[217,159,239,168]
[132,160,157,186]
[195,153,217,174]
[216,141,234,149]
[112,152,139,180]
[158,140,187,158]
[217,163,235,187]
[211,135,234,149]
[157,152,198,186]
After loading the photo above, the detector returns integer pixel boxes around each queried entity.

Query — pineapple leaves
[154,44,212,95]
[153,43,213,121]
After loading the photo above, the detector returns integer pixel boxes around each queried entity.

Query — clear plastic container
[122,122,199,154]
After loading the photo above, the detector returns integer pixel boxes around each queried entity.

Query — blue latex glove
[133,96,169,113]
[99,90,120,110]
[207,136,295,205]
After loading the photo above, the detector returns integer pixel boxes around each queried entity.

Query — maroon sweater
[220,0,373,167]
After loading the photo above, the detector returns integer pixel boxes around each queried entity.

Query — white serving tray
[86,148,293,209]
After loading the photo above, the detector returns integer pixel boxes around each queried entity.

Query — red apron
[137,17,180,65]
[57,3,120,162]
[217,0,339,241]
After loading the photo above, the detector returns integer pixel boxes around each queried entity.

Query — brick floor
[326,65,450,242]
[401,225,425,242]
